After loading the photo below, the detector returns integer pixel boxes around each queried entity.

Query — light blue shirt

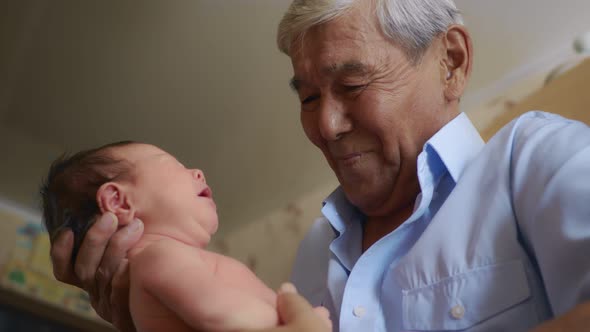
[291,111,590,331]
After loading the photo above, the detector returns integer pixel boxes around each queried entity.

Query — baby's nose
[191,169,206,183]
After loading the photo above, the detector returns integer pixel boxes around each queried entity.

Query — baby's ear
[96,182,135,226]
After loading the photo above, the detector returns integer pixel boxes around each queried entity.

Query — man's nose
[317,96,352,141]
[190,169,206,183]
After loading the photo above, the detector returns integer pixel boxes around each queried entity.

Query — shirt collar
[425,112,484,182]
[321,112,484,232]
[321,187,361,236]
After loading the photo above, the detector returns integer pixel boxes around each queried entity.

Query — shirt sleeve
[510,111,590,315]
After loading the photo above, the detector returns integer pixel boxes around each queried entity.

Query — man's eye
[344,84,366,92]
[301,95,319,105]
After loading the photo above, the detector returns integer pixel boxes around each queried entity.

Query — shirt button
[353,306,366,318]
[450,305,465,319]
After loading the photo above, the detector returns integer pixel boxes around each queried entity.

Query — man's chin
[342,187,377,212]
[341,179,396,212]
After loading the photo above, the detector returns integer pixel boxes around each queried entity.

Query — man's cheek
[301,122,323,148]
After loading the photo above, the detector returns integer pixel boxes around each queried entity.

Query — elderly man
[50,0,590,331]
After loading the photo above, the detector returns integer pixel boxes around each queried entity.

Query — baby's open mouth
[198,187,212,198]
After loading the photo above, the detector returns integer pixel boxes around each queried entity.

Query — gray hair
[277,0,463,62]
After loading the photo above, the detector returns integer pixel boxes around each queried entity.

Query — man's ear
[441,24,473,102]
[96,182,136,226]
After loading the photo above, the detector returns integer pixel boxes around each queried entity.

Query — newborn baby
[41,141,330,332]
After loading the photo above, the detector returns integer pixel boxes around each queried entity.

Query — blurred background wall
[0,0,589,330]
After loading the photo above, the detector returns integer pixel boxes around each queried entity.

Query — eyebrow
[289,61,372,92]
[326,61,371,75]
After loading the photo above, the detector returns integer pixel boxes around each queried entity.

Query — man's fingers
[100,218,143,279]
[275,283,332,331]
[110,258,130,316]
[74,213,118,295]
[237,283,330,332]
[313,307,330,321]
[313,307,332,330]
[50,229,81,287]
[96,218,143,301]
[276,283,314,324]
[110,258,136,332]
[531,301,590,332]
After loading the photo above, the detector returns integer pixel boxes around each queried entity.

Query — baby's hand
[241,284,331,332]
[312,306,331,328]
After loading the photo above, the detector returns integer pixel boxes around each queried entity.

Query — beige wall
[0,123,61,211]
[481,58,590,139]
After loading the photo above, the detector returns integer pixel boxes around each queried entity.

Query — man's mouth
[335,152,364,166]
[340,152,362,160]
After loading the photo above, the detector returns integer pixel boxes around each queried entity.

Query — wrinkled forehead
[289,18,409,90]
[288,8,402,78]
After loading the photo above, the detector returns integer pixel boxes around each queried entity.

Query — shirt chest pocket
[401,260,532,331]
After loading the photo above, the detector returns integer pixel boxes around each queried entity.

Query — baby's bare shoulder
[130,240,206,282]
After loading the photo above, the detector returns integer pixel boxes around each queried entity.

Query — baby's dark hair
[40,141,138,266]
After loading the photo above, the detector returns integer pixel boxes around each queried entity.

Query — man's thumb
[276,283,312,324]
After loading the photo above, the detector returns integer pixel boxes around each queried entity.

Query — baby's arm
[211,252,277,307]
[131,241,278,331]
